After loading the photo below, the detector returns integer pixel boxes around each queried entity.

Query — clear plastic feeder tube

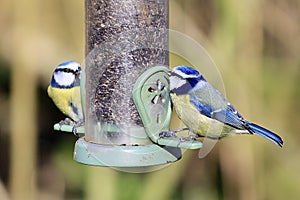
[85,0,169,145]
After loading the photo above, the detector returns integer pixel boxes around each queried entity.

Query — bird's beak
[75,70,81,77]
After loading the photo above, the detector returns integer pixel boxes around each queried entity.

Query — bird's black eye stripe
[63,68,76,73]
[170,71,185,80]
[55,68,78,74]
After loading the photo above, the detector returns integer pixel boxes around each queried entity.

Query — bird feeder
[73,0,183,168]
[54,0,203,169]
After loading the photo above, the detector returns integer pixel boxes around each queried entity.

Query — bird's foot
[58,118,74,128]
[72,119,85,137]
[179,134,199,142]
[157,128,203,149]
[159,127,190,139]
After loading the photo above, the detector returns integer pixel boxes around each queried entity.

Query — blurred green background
[0,0,299,199]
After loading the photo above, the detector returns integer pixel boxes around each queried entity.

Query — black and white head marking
[51,61,81,88]
[170,66,206,95]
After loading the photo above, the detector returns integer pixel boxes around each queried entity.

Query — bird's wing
[189,90,252,132]
[70,86,83,121]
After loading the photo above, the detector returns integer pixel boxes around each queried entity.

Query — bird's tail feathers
[249,123,283,147]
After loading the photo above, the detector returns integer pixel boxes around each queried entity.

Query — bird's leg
[180,134,220,141]
[179,134,199,142]
[159,127,190,138]
[58,118,74,129]
[72,119,85,136]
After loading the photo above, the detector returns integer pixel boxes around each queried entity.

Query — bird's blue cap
[170,66,206,95]
[58,60,78,67]
[175,66,200,77]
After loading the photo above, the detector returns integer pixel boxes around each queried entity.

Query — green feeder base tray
[74,137,182,167]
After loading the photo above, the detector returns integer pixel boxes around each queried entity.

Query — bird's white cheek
[54,72,75,87]
[170,76,186,91]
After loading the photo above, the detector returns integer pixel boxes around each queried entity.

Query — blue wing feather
[189,95,213,118]
[189,94,283,147]
[212,109,248,130]
[189,94,250,131]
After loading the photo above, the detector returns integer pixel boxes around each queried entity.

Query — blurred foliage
[0,0,300,200]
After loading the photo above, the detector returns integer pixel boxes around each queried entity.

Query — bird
[48,61,84,135]
[160,65,283,147]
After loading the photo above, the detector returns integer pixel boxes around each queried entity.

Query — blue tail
[249,123,283,147]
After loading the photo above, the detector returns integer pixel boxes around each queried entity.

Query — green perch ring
[133,66,202,149]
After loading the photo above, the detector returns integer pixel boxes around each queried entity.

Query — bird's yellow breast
[47,86,82,121]
[171,93,236,138]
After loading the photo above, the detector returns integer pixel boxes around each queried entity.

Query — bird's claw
[158,128,201,148]
[179,134,199,142]
[159,127,190,139]
[72,119,85,137]
[159,130,177,138]
[58,118,74,128]
[57,118,84,137]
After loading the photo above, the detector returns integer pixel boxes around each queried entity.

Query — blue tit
[162,65,283,147]
[48,61,84,134]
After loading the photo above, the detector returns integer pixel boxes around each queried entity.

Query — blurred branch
[263,1,300,58]
[0,180,9,200]
[85,167,117,200]
[170,1,208,46]
[138,152,192,200]
[9,0,39,199]
[61,0,84,59]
